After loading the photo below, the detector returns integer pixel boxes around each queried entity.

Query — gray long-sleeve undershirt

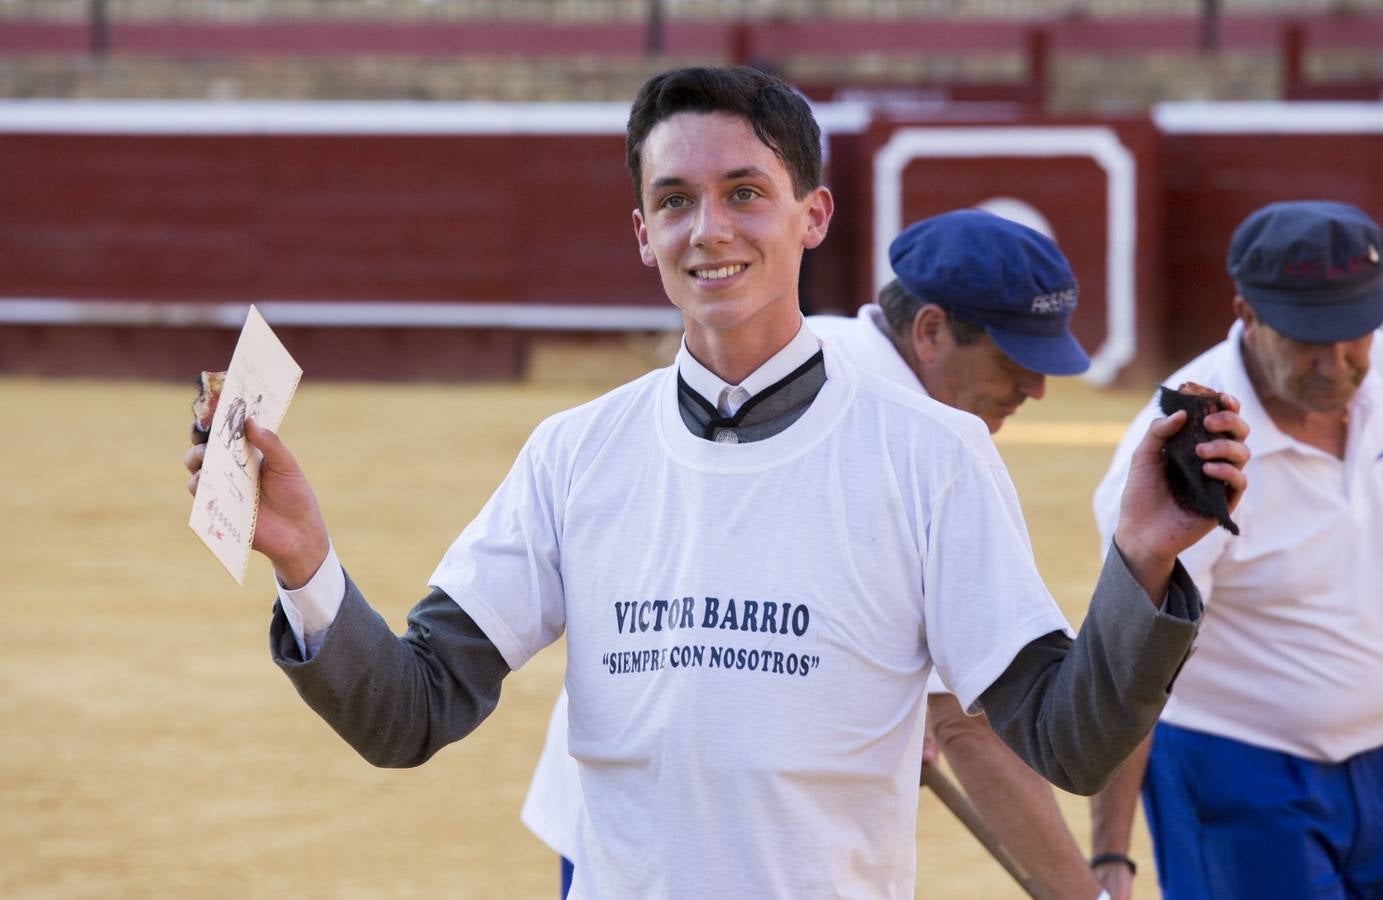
[978,545,1199,794]
[270,579,508,768]
[271,545,1198,793]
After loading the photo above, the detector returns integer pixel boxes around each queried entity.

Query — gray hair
[876,278,984,346]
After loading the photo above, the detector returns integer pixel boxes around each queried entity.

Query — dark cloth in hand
[1158,385,1239,535]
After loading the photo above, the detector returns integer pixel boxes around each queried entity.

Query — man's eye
[660,195,689,210]
[732,187,758,201]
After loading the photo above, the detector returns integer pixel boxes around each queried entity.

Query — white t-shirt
[435,341,1070,899]
[1093,321,1383,763]
[523,322,833,862]
[520,689,582,861]
[520,309,968,862]
[809,306,961,700]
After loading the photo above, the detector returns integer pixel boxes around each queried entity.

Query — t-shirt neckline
[657,347,855,473]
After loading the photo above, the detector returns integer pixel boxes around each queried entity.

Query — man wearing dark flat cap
[1091,200,1383,900]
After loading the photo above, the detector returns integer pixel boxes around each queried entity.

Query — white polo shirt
[1093,320,1383,763]
[808,305,925,395]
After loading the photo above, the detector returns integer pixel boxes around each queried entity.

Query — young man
[185,66,1248,899]
[1090,200,1383,900]
[524,209,1105,898]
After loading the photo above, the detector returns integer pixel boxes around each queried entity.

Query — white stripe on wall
[0,298,685,332]
[872,126,1138,387]
[0,99,873,135]
[1153,101,1383,134]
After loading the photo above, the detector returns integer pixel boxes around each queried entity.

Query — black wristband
[1090,852,1137,875]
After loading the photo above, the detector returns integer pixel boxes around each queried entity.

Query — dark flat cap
[1228,200,1383,343]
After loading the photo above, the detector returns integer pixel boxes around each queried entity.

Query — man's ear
[632,208,657,269]
[1232,294,1256,330]
[910,304,949,365]
[802,186,834,250]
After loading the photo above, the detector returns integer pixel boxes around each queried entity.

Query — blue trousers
[1143,722,1383,899]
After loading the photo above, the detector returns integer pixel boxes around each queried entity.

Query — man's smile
[690,263,748,283]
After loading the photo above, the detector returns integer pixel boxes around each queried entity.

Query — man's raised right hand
[184,419,330,589]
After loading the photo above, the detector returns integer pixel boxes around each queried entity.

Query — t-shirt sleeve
[428,430,567,671]
[924,668,951,696]
[924,452,1074,714]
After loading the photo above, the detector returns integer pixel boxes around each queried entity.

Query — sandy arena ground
[1,344,1158,899]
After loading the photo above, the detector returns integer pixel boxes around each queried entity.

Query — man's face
[923,329,1047,434]
[632,111,831,356]
[1239,300,1372,413]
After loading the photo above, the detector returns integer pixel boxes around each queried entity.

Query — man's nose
[1315,342,1352,378]
[691,200,733,247]
[1018,372,1046,400]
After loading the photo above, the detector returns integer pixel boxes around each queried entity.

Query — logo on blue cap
[888,209,1089,376]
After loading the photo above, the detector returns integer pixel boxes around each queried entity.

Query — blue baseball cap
[1227,201,1383,343]
[888,209,1089,376]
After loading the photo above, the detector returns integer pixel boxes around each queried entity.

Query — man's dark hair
[625,65,822,210]
[877,278,985,346]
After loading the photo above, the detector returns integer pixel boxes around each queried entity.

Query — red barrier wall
[0,132,656,305]
[859,115,1165,384]
[1160,129,1383,365]
[2,102,1381,382]
[0,117,675,378]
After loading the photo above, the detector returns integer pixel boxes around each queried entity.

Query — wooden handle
[920,762,1046,899]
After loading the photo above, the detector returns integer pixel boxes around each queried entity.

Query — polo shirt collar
[677,318,821,413]
[857,304,931,398]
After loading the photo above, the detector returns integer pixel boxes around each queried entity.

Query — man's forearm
[1089,734,1150,900]
[1110,529,1175,608]
[271,574,510,768]
[929,694,1102,899]
[1091,733,1150,856]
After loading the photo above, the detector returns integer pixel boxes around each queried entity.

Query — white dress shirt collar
[677,319,822,417]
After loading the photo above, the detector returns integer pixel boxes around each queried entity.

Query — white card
[189,306,303,585]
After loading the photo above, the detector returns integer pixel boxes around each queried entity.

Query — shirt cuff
[1155,556,1203,624]
[275,542,344,660]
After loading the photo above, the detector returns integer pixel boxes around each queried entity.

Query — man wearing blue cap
[1090,200,1383,900]
[525,209,1107,898]
[815,208,1089,434]
[186,67,1250,898]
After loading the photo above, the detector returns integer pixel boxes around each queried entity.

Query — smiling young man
[185,66,1250,899]
[632,102,831,385]
[524,209,1107,899]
